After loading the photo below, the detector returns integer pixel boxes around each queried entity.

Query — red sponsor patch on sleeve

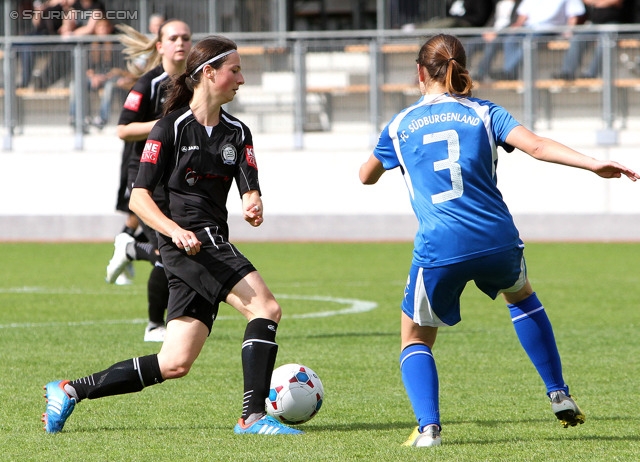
[141,140,161,164]
[123,90,143,111]
[245,145,257,169]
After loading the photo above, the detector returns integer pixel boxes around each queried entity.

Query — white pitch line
[0,286,142,295]
[0,292,377,329]
[275,294,377,318]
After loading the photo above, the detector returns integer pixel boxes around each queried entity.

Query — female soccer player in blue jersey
[359,33,639,448]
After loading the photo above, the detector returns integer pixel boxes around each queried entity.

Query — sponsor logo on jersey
[184,168,231,186]
[221,144,237,165]
[141,140,161,164]
[245,145,257,169]
[181,145,200,152]
[123,90,143,112]
[185,168,199,186]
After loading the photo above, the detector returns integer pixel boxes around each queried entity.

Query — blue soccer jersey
[374,93,522,267]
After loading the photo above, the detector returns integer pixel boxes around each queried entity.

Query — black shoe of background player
[489,70,519,81]
[552,72,575,80]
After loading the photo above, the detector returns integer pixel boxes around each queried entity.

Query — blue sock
[508,293,568,395]
[400,344,440,431]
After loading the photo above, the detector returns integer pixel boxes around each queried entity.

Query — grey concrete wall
[2,121,640,242]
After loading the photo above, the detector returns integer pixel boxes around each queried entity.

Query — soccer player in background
[105,19,192,342]
[42,35,301,436]
[359,33,639,447]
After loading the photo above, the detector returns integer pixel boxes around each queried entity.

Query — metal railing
[2,24,640,150]
[2,0,448,36]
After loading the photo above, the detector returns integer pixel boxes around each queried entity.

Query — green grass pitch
[1,242,639,461]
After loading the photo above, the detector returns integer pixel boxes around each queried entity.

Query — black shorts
[115,173,131,213]
[116,146,135,213]
[159,227,256,333]
[140,220,159,249]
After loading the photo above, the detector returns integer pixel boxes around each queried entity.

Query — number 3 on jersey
[424,130,463,204]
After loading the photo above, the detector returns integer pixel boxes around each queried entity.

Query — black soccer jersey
[133,106,261,239]
[118,64,170,181]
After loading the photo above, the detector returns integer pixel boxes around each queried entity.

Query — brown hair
[163,35,238,115]
[417,34,473,97]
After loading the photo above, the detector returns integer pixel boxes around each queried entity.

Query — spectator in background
[16,0,36,35]
[32,0,105,88]
[467,0,522,82]
[552,0,630,80]
[418,0,495,29]
[17,0,71,88]
[147,13,166,35]
[389,0,422,30]
[489,0,586,80]
[69,17,133,130]
[60,0,106,36]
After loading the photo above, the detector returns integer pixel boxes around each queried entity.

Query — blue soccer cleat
[42,380,76,433]
[234,415,303,435]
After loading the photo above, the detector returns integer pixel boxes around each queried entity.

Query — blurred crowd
[8,0,640,127]
[392,0,637,82]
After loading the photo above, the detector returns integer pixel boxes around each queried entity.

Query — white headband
[190,49,237,79]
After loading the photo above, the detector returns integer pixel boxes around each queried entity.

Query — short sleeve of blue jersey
[373,124,401,170]
[487,102,520,153]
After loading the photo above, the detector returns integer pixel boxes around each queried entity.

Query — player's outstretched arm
[360,154,386,185]
[506,125,639,182]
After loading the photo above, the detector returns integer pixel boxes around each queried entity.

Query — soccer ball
[266,363,324,425]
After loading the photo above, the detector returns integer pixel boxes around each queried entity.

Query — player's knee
[158,356,194,379]
[261,298,282,323]
[162,363,192,379]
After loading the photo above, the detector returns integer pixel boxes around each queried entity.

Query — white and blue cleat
[234,415,303,435]
[42,380,76,433]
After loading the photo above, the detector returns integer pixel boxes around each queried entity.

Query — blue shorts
[402,245,527,327]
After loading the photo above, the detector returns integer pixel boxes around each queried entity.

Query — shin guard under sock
[68,354,164,401]
[241,318,279,422]
[400,343,440,431]
[508,292,567,394]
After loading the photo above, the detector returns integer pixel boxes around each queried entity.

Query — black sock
[132,241,159,264]
[147,265,168,326]
[134,231,148,243]
[69,354,164,402]
[121,225,137,237]
[241,318,279,422]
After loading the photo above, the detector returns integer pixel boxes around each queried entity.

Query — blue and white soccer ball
[266,363,324,425]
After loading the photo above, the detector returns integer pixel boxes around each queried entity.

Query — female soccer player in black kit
[105,19,192,342]
[42,35,302,436]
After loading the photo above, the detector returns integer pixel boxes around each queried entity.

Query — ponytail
[418,34,473,98]
[444,59,473,97]
[163,73,194,115]
[116,24,160,78]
